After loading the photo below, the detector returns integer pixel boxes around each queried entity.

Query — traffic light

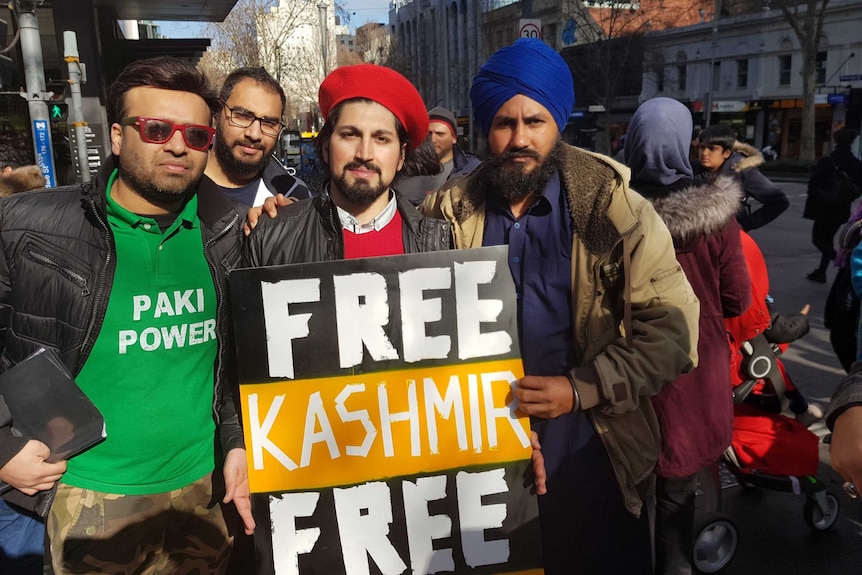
[49,102,68,122]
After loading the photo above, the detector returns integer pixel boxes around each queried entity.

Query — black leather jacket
[244,190,452,266]
[0,157,245,514]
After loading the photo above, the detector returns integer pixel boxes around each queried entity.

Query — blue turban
[471,38,574,137]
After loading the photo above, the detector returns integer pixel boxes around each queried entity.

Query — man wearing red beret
[243,64,451,265]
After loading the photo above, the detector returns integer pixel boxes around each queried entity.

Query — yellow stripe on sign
[240,359,530,492]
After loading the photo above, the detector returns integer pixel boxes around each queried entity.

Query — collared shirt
[66,169,216,494]
[482,170,597,464]
[334,188,397,234]
[483,171,577,376]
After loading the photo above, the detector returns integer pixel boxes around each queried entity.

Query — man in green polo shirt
[0,56,253,574]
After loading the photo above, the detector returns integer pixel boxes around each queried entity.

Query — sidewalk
[761,171,811,183]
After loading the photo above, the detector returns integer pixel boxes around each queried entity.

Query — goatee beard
[333,161,388,207]
[481,143,560,203]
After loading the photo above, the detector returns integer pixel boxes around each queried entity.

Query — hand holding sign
[515,374,576,418]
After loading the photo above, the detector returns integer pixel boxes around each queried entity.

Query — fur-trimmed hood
[729,141,765,173]
[634,174,743,246]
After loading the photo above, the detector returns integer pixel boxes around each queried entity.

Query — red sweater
[342,210,405,259]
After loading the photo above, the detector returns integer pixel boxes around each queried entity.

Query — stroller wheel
[803,492,839,531]
[693,513,738,573]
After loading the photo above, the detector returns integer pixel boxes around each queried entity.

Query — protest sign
[230,246,542,574]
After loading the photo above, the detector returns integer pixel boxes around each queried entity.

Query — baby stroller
[692,333,839,573]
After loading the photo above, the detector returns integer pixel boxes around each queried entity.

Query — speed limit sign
[519,19,542,39]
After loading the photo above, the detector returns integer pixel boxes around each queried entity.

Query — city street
[700,179,862,574]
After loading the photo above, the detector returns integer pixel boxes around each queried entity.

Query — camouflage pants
[47,472,233,575]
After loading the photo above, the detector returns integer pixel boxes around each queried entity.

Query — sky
[153,1,390,38]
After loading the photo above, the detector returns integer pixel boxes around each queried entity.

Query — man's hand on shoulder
[244,194,297,236]
[515,375,575,419]
[0,439,66,495]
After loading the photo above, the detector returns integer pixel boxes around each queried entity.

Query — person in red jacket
[727,231,823,426]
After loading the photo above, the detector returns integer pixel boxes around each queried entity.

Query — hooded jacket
[0,157,245,515]
[449,144,481,179]
[697,141,788,231]
[421,143,701,516]
[633,175,751,477]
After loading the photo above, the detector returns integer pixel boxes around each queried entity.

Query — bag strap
[838,218,862,251]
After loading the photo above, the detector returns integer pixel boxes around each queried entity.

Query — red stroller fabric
[731,402,819,477]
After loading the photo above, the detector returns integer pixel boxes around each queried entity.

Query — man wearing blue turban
[422,38,700,573]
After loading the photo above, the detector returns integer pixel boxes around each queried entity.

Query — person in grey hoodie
[626,97,751,575]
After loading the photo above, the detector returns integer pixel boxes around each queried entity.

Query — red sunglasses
[120,117,215,152]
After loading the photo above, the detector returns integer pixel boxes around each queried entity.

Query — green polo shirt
[65,171,217,494]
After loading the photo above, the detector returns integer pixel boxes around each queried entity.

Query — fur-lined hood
[634,174,743,246]
[729,141,765,173]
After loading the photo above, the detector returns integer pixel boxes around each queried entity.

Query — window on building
[657,67,665,92]
[677,65,686,91]
[545,23,557,49]
[779,54,792,86]
[816,51,827,84]
[737,58,748,89]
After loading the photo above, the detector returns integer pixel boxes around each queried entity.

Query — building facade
[642,0,862,158]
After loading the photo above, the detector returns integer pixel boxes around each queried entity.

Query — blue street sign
[32,120,56,188]
[839,74,862,82]
[828,93,847,104]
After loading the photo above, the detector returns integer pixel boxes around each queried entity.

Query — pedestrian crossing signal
[50,103,68,122]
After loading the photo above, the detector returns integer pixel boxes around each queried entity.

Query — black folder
[0,347,105,464]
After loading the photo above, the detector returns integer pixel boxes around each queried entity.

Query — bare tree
[769,0,829,162]
[562,0,710,152]
[199,0,346,129]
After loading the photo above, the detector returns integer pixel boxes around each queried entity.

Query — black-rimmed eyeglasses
[120,117,215,152]
[223,104,284,137]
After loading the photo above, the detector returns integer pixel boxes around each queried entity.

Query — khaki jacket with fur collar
[421,143,700,516]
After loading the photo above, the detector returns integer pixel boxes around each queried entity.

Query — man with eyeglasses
[0,56,253,574]
[203,67,310,207]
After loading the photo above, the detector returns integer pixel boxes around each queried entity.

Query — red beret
[318,64,429,151]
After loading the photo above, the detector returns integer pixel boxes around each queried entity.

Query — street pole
[16,0,56,187]
[64,31,90,183]
[318,2,328,78]
[704,0,721,128]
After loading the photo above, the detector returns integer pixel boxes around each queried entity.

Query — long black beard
[480,143,560,203]
[333,161,388,207]
[214,129,269,177]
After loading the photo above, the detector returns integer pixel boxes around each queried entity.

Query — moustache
[344,161,382,175]
[235,140,264,151]
[497,149,541,162]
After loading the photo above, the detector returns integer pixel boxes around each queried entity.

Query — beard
[213,128,270,177]
[117,153,199,211]
[481,143,561,203]
[333,161,389,207]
